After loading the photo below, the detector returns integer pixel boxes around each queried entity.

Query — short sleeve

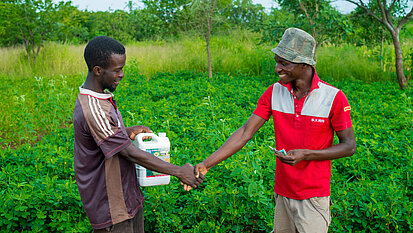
[82,96,131,159]
[330,90,353,131]
[253,84,274,121]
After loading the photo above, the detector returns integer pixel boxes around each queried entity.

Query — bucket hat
[271,28,316,66]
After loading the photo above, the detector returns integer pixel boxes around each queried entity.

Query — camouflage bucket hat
[271,28,316,66]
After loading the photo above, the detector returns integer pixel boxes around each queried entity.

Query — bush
[0,129,90,232]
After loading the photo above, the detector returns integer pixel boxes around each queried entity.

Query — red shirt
[253,70,352,200]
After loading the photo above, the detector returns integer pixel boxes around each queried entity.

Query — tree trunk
[206,35,212,79]
[380,32,384,70]
[391,32,408,90]
[314,42,318,64]
[206,5,213,79]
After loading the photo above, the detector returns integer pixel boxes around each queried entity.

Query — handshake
[178,162,209,191]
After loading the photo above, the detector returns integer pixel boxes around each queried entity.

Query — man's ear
[92,66,103,76]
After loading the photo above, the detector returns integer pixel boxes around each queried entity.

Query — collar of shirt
[277,67,320,94]
[79,85,114,99]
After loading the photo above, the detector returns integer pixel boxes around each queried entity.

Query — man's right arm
[195,114,267,176]
[118,144,203,188]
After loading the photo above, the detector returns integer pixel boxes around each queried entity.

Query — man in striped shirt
[73,36,203,232]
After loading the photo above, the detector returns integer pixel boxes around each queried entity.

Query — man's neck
[292,66,314,100]
[83,74,103,93]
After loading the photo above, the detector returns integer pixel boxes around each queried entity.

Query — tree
[127,2,162,41]
[349,7,391,70]
[258,8,302,43]
[52,3,90,44]
[141,0,193,37]
[345,0,413,90]
[0,0,64,65]
[84,10,134,44]
[220,0,266,28]
[192,0,218,79]
[187,0,231,79]
[276,0,351,62]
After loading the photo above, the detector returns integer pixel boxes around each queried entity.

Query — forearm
[119,144,181,177]
[203,126,252,169]
[278,128,356,166]
[303,128,356,161]
[199,114,266,172]
[303,141,356,161]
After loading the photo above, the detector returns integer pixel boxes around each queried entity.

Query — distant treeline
[1,0,412,47]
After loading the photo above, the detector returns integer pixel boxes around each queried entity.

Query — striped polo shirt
[73,87,144,229]
[253,70,352,200]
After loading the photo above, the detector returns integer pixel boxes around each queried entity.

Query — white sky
[61,0,412,15]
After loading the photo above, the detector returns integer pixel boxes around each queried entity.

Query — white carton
[133,132,171,186]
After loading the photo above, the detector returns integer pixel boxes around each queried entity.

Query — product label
[145,148,170,177]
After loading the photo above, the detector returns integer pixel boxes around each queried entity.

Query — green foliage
[258,9,302,43]
[0,129,90,232]
[2,31,411,90]
[327,78,413,232]
[1,66,412,231]
[85,10,134,43]
[274,0,353,46]
[220,0,266,28]
[257,6,352,48]
[0,72,81,146]
[344,0,413,89]
[317,44,393,82]
[141,0,193,37]
[0,0,69,64]
[0,0,276,46]
[347,7,389,46]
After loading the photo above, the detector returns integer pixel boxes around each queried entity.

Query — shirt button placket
[293,94,301,128]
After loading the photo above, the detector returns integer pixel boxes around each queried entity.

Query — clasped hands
[181,162,208,191]
[179,163,207,191]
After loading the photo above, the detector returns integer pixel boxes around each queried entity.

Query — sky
[61,0,412,15]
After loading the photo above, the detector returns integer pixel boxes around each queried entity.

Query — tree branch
[345,0,384,24]
[297,0,314,26]
[378,0,397,33]
[376,0,389,25]
[397,5,413,32]
[388,0,397,13]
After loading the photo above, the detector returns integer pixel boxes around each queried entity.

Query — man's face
[274,55,303,84]
[101,53,126,92]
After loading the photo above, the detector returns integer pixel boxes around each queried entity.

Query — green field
[1,47,412,232]
[1,0,413,231]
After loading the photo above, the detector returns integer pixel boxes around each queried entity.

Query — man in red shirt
[192,28,356,232]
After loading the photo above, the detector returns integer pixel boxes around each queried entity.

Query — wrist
[202,161,212,172]
[303,149,313,160]
[126,127,133,135]
[171,165,183,178]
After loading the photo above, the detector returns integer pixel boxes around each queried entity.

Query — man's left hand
[127,125,153,140]
[275,149,308,166]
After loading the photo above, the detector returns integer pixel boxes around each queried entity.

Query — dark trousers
[93,207,144,233]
